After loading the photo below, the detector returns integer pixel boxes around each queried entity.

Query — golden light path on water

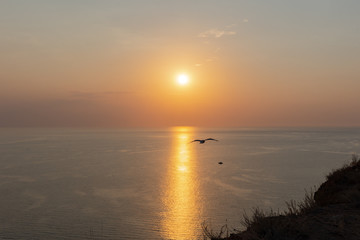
[161,127,202,240]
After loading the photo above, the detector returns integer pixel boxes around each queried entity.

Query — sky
[1,0,360,128]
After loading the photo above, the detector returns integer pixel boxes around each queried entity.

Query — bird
[190,138,219,144]
[218,161,223,165]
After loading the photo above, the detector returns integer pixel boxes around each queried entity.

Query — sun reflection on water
[161,127,201,240]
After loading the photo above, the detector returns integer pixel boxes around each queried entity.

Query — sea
[0,127,359,240]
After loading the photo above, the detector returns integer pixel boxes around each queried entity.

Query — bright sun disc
[177,74,189,85]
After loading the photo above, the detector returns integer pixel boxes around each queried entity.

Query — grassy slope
[205,155,360,240]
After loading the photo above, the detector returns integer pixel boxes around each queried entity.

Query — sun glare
[176,74,189,86]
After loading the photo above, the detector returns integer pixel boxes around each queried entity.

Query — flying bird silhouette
[190,138,219,144]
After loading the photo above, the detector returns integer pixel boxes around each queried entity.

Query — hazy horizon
[1,1,360,128]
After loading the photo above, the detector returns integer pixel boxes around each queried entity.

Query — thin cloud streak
[198,28,236,38]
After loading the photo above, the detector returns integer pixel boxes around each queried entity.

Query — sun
[176,74,189,86]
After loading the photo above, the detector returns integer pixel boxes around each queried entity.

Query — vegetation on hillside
[204,154,360,240]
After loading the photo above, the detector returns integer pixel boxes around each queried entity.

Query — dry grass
[201,188,317,239]
[203,154,360,240]
[283,188,316,216]
[202,221,230,240]
[241,188,316,228]
[326,154,360,181]
[241,207,278,230]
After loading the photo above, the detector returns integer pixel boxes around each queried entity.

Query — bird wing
[190,140,201,143]
[205,138,218,141]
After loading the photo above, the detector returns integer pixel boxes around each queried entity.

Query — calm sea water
[0,127,359,239]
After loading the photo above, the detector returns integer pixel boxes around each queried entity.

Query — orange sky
[1,1,360,127]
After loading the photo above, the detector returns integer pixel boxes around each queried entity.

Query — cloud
[198,28,236,38]
[226,24,237,28]
[205,57,217,62]
[243,18,249,23]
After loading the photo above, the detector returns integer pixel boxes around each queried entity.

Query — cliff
[210,155,360,240]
